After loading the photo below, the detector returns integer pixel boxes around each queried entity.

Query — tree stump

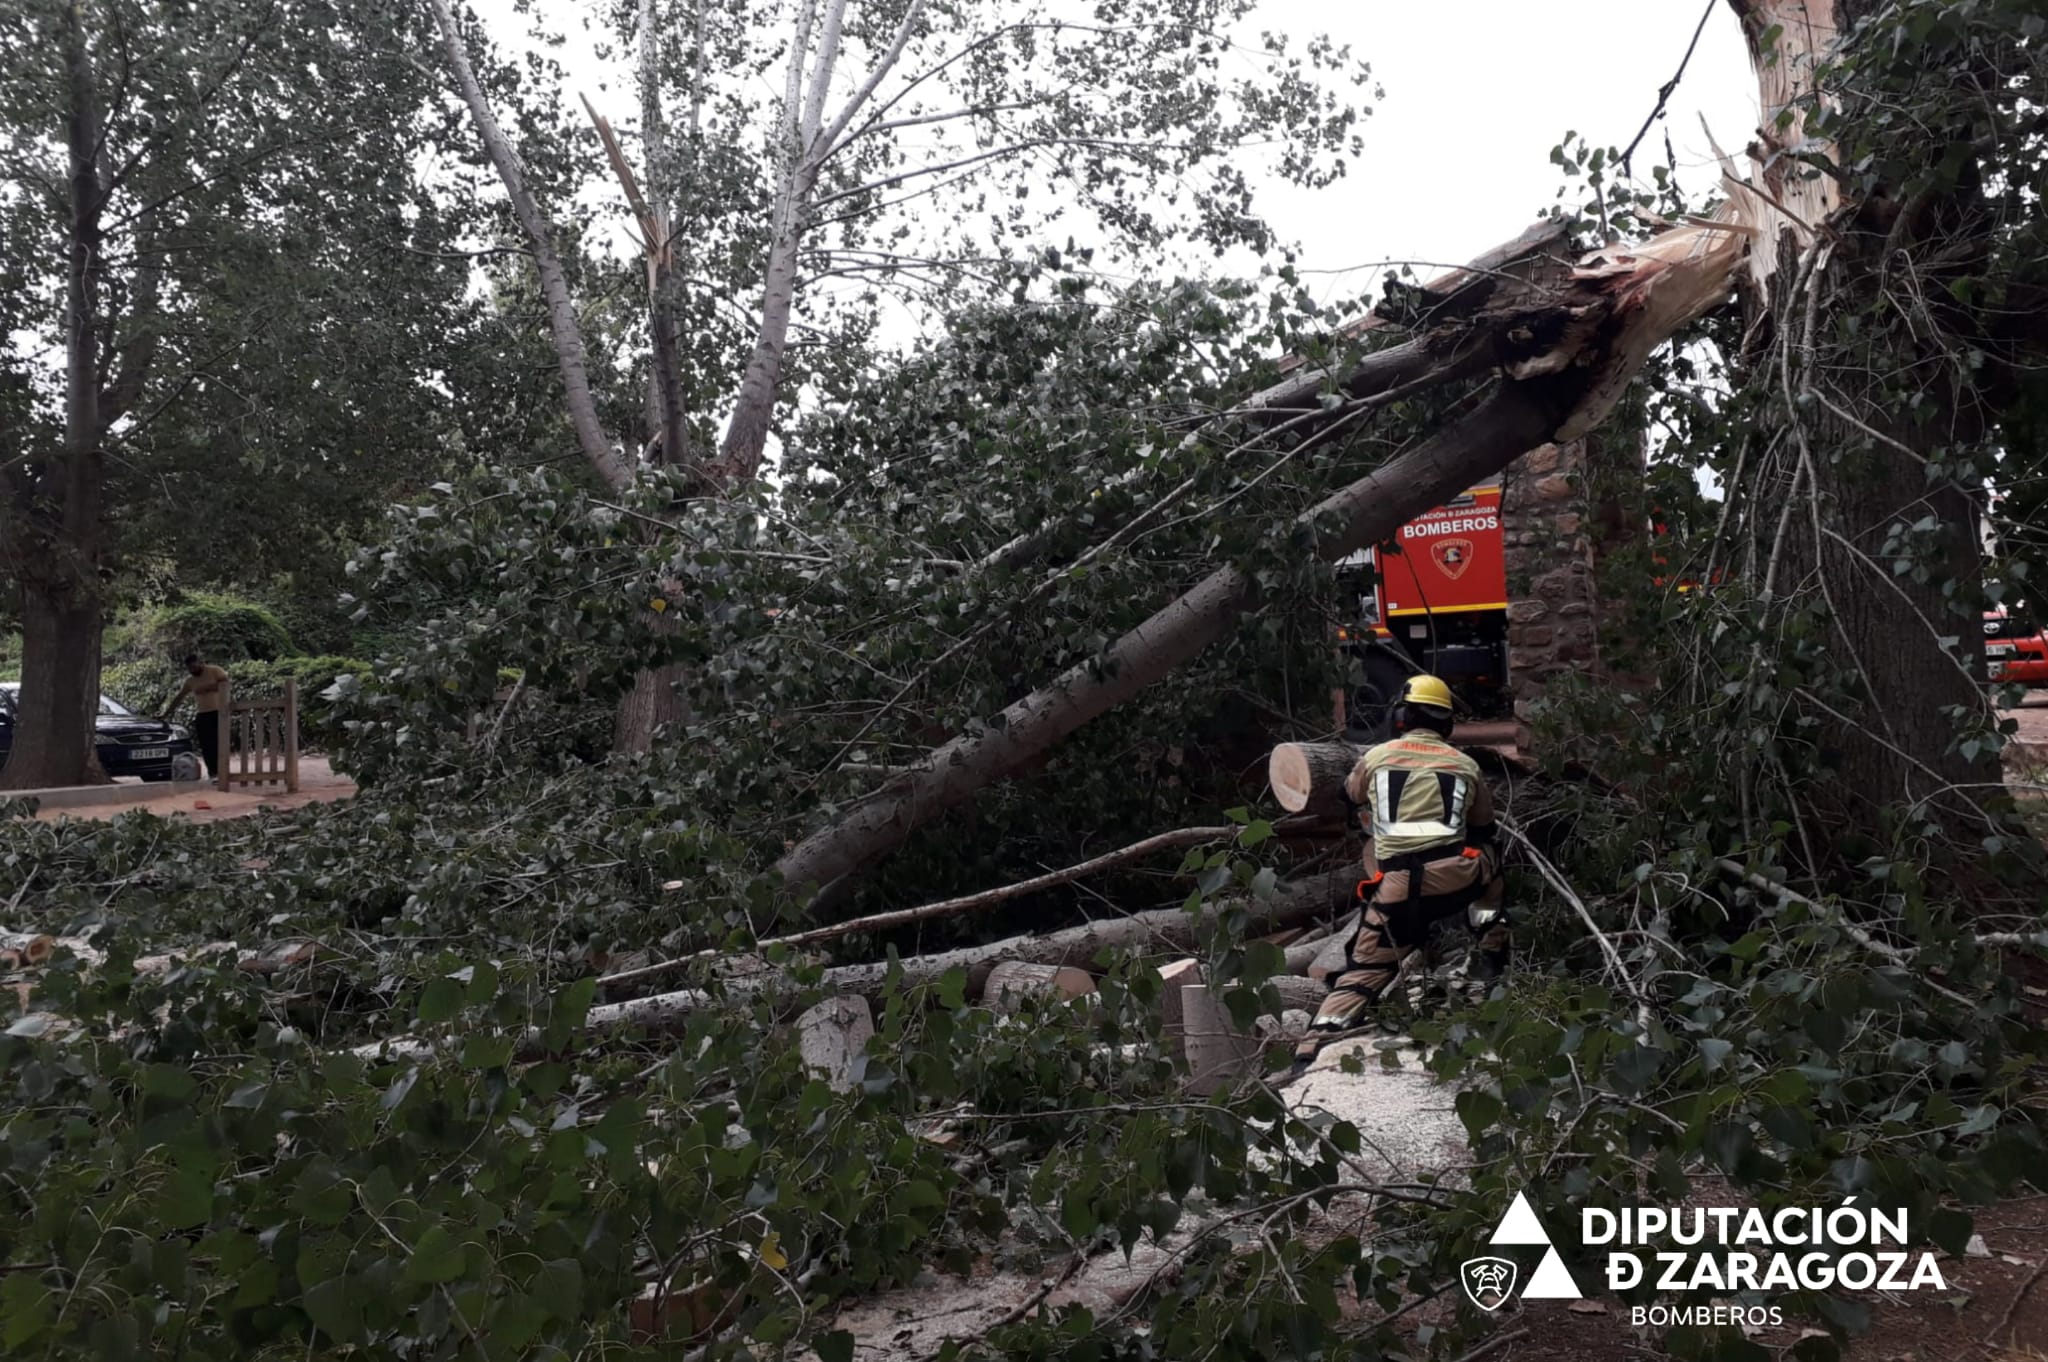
[795,995,874,1092]
[983,961,1095,1013]
[1262,973,1328,1015]
[1156,958,1203,1049]
[1267,742,1367,818]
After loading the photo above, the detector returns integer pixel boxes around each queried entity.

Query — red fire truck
[1335,481,1511,738]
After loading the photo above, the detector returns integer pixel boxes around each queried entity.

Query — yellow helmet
[1399,673,1455,713]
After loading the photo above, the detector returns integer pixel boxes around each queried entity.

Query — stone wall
[1499,430,1650,742]
[1500,439,1602,717]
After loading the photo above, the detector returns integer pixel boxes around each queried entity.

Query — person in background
[161,653,230,778]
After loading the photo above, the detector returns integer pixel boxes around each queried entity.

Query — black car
[0,683,197,782]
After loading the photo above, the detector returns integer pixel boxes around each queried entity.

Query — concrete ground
[2007,691,2048,757]
[31,754,356,824]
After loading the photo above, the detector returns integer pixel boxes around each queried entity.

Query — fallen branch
[1500,818,1644,1004]
[350,869,1356,1061]
[601,825,1238,993]
[1712,859,1981,1008]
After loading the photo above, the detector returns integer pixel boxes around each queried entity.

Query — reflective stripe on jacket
[1342,732,1492,859]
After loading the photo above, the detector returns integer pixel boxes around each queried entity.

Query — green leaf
[404,1225,468,1285]
[303,1276,364,1343]
[816,1330,857,1362]
[418,976,462,1024]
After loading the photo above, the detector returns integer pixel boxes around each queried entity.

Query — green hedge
[141,593,296,662]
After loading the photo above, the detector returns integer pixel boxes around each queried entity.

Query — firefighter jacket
[1342,731,1495,862]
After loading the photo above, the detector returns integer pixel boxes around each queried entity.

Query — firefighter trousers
[1294,848,1506,1065]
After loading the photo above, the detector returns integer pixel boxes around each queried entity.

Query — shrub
[99,658,184,716]
[143,593,295,662]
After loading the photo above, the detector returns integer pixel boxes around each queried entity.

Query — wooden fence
[216,678,300,794]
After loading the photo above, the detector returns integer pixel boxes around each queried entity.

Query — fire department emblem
[1460,1256,1518,1312]
[1431,537,1475,581]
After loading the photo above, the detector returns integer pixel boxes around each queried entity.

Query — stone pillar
[1499,439,1602,745]
[1499,429,1651,751]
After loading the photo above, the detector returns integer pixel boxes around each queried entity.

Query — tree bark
[425,0,630,492]
[1267,742,1368,818]
[1728,0,2002,851]
[638,0,689,469]
[714,162,816,483]
[1,0,108,791]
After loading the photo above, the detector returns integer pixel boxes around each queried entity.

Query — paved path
[32,755,357,824]
[2008,692,2048,759]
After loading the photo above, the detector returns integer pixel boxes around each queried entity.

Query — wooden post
[283,677,299,793]
[215,681,231,793]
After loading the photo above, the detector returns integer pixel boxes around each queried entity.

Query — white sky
[478,0,1762,302]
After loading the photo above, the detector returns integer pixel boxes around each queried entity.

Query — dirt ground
[31,754,356,824]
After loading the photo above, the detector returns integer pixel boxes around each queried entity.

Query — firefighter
[1292,674,1507,1069]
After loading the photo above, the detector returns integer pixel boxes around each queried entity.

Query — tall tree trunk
[713,201,807,482]
[612,0,692,757]
[1729,0,2001,856]
[638,0,688,468]
[1,0,107,792]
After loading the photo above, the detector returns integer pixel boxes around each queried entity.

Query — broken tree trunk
[775,191,1755,900]
[775,383,1569,900]
[1268,742,1368,819]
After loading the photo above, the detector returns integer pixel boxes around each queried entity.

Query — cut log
[1284,914,1354,975]
[1180,983,1257,1096]
[983,961,1095,1012]
[795,995,873,1092]
[0,932,54,967]
[1262,973,1329,1015]
[1309,927,1355,984]
[1156,958,1203,1047]
[1268,742,1367,818]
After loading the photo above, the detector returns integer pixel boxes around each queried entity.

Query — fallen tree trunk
[774,189,1754,899]
[775,383,1569,900]
[599,824,1238,994]
[1268,742,1368,818]
[351,869,1358,1061]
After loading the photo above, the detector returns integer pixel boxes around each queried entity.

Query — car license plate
[1986,642,2016,657]
[130,747,170,760]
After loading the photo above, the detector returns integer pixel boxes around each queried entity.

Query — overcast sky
[476,0,1762,304]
